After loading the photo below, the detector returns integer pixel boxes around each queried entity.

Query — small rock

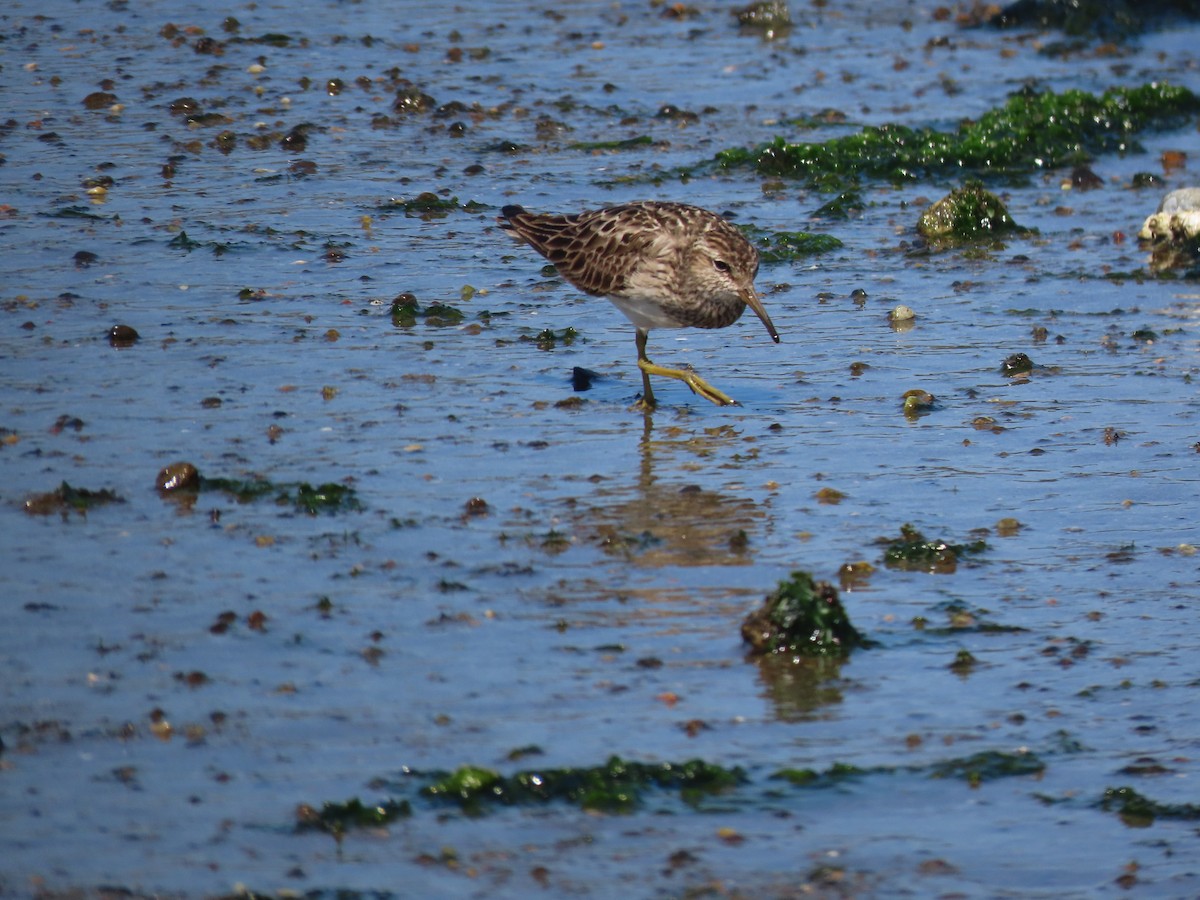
[1138,187,1200,244]
[156,461,200,493]
[108,324,139,347]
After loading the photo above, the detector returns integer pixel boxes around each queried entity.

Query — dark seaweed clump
[881,524,988,574]
[714,84,1200,190]
[1099,786,1200,825]
[155,461,360,515]
[929,749,1046,787]
[23,482,124,516]
[774,748,1045,789]
[422,755,746,813]
[985,0,1200,38]
[389,292,466,327]
[295,797,412,839]
[741,570,874,657]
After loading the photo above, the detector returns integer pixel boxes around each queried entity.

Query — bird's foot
[637,360,738,407]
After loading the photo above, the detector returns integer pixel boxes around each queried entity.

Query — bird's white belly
[607,293,685,330]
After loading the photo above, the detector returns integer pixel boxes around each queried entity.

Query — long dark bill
[742,288,780,343]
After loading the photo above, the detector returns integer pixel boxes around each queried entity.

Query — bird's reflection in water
[566,417,766,570]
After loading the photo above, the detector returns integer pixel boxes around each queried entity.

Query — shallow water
[2,1,1200,897]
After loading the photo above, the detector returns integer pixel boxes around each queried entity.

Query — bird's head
[689,231,780,343]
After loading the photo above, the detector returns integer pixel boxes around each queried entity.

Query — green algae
[1099,786,1200,825]
[295,797,412,838]
[381,193,481,219]
[738,225,843,262]
[300,745,1057,839]
[772,762,868,787]
[919,599,1027,636]
[813,190,865,220]
[292,482,361,515]
[930,750,1045,787]
[569,135,654,151]
[526,326,580,350]
[881,523,988,574]
[948,648,980,676]
[773,750,1044,791]
[389,293,466,327]
[205,477,360,514]
[741,570,874,657]
[157,468,361,515]
[712,84,1200,190]
[422,755,746,813]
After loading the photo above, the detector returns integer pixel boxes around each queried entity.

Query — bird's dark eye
[713,259,731,273]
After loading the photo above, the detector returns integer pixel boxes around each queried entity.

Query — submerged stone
[902,389,935,416]
[155,461,200,493]
[108,324,140,347]
[918,182,1026,243]
[1000,352,1035,376]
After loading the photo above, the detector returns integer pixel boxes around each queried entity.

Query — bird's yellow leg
[634,329,737,408]
[632,329,658,412]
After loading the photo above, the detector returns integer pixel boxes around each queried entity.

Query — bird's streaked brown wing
[500,204,658,297]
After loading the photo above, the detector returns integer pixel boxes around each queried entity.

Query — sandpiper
[499,201,779,410]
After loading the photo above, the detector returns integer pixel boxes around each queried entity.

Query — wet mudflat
[2,1,1200,897]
